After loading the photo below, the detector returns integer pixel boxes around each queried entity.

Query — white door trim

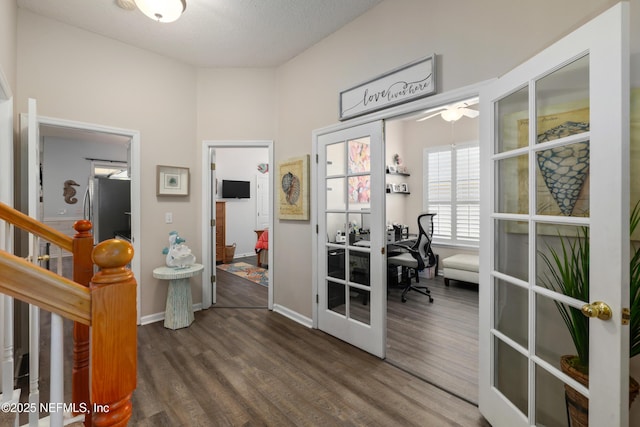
[200,140,274,310]
[29,114,142,325]
[0,66,13,209]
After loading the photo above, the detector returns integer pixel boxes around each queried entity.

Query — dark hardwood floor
[386,276,480,405]
[132,304,488,426]
[215,255,268,308]
[24,256,485,425]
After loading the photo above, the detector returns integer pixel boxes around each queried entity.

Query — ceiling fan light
[135,0,186,23]
[441,109,464,122]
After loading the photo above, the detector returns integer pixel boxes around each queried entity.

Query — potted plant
[538,203,640,426]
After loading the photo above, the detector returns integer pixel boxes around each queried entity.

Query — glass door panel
[494,278,528,349]
[317,121,385,357]
[479,5,628,426]
[494,219,528,281]
[496,155,528,214]
[496,86,529,153]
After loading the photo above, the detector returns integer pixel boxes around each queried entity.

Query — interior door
[479,3,629,426]
[256,174,269,230]
[209,147,217,306]
[317,121,385,357]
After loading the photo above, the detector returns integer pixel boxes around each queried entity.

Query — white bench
[442,254,479,286]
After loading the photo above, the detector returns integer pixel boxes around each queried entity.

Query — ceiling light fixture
[135,0,186,23]
[440,108,465,122]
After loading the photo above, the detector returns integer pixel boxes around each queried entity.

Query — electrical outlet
[165,212,173,224]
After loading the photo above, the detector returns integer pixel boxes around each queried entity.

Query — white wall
[17,10,198,315]
[0,0,16,95]
[214,147,268,257]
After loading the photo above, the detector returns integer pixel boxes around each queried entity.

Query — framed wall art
[157,165,189,196]
[278,155,310,220]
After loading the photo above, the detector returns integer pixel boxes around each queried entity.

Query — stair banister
[90,239,136,427]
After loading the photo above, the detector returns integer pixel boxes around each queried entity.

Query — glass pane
[327,247,345,280]
[496,86,529,153]
[536,224,589,370]
[348,175,371,205]
[496,154,528,214]
[536,224,589,304]
[495,219,528,281]
[535,365,571,427]
[326,141,345,176]
[348,138,370,173]
[536,55,589,144]
[495,337,528,417]
[326,177,346,211]
[535,141,590,217]
[349,250,370,287]
[327,280,345,315]
[327,212,346,244]
[350,287,370,325]
[535,293,580,372]
[348,212,369,243]
[494,278,528,348]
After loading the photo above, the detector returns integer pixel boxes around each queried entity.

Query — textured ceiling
[17,0,384,68]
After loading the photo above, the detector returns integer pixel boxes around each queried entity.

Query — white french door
[479,3,629,426]
[316,121,386,357]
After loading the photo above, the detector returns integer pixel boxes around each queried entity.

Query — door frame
[24,112,142,324]
[311,80,491,331]
[200,140,274,310]
[0,66,12,210]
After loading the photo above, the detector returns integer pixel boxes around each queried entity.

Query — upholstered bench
[442,254,479,286]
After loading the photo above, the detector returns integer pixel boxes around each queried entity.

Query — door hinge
[211,163,216,170]
[316,224,319,234]
[211,275,216,283]
[316,294,319,304]
[622,307,631,325]
[211,218,216,227]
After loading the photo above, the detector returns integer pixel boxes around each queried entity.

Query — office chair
[387,213,437,303]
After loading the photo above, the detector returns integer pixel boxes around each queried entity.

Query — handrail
[0,201,73,251]
[0,249,91,324]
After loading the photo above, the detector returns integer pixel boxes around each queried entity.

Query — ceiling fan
[417,98,479,122]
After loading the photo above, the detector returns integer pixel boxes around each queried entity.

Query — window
[424,143,479,246]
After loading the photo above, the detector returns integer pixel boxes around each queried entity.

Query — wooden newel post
[89,239,137,427]
[71,220,93,425]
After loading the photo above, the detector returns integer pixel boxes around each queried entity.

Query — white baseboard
[272,304,312,328]
[140,303,202,326]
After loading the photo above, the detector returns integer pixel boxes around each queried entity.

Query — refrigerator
[84,177,131,244]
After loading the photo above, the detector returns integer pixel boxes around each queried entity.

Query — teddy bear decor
[162,231,196,268]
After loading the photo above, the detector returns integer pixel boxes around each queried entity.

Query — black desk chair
[387,213,437,303]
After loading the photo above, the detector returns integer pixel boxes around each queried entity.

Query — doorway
[384,97,480,405]
[312,86,486,403]
[201,141,274,310]
[21,107,141,324]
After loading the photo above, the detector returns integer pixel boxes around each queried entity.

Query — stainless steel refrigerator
[84,177,131,244]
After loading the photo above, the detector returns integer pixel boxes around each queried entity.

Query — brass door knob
[581,301,612,320]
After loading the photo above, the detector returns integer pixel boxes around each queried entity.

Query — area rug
[217,262,269,287]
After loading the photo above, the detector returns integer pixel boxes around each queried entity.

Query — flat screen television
[222,180,250,199]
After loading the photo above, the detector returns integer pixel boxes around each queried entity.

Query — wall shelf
[386,171,410,177]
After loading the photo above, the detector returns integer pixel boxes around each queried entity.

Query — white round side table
[152,263,204,330]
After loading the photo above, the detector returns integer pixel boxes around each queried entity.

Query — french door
[316,121,386,357]
[479,3,629,426]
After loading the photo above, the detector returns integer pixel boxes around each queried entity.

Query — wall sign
[339,54,436,121]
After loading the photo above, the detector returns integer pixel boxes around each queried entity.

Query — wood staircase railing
[0,202,137,426]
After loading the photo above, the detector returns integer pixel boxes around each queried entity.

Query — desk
[153,263,203,330]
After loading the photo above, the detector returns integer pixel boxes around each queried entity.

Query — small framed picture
[391,184,401,193]
[399,183,409,193]
[157,165,189,196]
[387,165,397,173]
